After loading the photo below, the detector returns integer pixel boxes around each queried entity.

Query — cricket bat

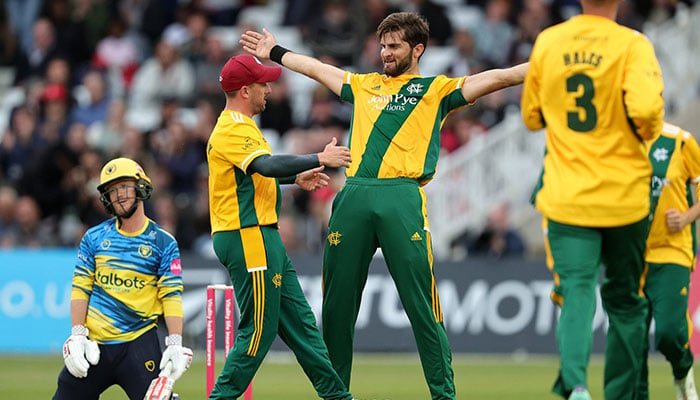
[143,362,174,400]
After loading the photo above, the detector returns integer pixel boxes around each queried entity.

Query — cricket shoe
[568,385,592,400]
[675,367,698,400]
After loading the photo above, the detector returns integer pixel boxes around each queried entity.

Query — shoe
[675,367,699,400]
[568,385,592,400]
[171,393,181,400]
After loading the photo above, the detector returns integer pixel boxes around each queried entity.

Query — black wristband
[270,45,290,65]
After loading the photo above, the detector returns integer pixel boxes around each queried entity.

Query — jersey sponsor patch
[170,258,182,275]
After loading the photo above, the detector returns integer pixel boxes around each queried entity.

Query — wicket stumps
[206,284,253,399]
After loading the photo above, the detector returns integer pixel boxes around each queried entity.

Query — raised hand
[240,28,278,60]
[295,166,330,192]
[318,137,351,168]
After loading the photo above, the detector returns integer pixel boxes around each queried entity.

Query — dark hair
[376,12,429,50]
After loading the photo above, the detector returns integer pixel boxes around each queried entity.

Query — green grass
[0,352,684,399]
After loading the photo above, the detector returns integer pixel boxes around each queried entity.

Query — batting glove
[62,325,100,378]
[159,334,193,381]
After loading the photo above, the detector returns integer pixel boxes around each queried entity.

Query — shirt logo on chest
[138,244,153,258]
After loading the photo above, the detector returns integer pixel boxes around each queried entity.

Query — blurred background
[1,0,700,391]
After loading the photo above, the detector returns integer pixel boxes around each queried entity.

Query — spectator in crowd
[259,74,294,138]
[13,17,64,85]
[4,0,43,55]
[1,105,46,185]
[401,0,453,46]
[304,0,364,67]
[129,33,195,119]
[36,83,72,142]
[152,119,204,197]
[440,106,488,153]
[1,195,57,247]
[192,34,229,99]
[71,69,111,128]
[445,28,482,78]
[474,0,515,68]
[44,56,72,88]
[0,185,18,242]
[468,202,525,258]
[92,12,144,95]
[42,0,93,68]
[86,97,127,158]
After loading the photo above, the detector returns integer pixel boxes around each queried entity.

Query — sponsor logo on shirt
[170,258,182,275]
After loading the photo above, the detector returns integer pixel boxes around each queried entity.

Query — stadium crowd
[0,0,693,256]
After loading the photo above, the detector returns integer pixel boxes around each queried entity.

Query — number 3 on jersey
[567,73,597,132]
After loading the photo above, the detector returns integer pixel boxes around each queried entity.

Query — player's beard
[383,54,412,77]
[113,196,137,218]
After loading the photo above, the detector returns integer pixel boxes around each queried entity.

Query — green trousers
[209,227,352,400]
[322,177,455,400]
[546,217,649,400]
[638,262,694,399]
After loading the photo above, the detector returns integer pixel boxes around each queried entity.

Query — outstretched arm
[249,137,351,177]
[461,63,529,103]
[240,28,346,96]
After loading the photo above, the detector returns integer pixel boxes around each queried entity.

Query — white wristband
[71,325,88,336]
[164,334,182,346]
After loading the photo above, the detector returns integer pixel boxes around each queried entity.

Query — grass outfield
[0,352,683,399]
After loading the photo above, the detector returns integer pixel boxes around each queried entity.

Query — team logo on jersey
[138,244,153,258]
[145,360,156,372]
[652,147,670,162]
[101,239,111,250]
[371,85,381,90]
[410,232,422,241]
[242,137,260,151]
[406,83,424,95]
[272,273,282,288]
[327,231,342,246]
[681,287,688,296]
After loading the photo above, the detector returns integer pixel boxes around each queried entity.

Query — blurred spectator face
[156,40,178,69]
[46,58,71,86]
[454,30,475,57]
[0,187,18,225]
[41,84,70,122]
[11,106,37,142]
[486,0,512,22]
[186,12,210,40]
[487,203,511,233]
[205,35,225,61]
[66,122,88,153]
[83,71,107,103]
[15,196,41,230]
[107,97,127,125]
[278,214,299,251]
[32,19,55,51]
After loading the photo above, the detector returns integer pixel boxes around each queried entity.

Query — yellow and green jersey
[646,123,700,268]
[207,110,280,233]
[72,218,183,344]
[522,14,665,227]
[340,71,469,186]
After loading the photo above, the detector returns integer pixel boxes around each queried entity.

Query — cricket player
[520,0,664,399]
[53,157,192,400]
[206,54,354,400]
[640,122,700,400]
[240,11,527,400]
